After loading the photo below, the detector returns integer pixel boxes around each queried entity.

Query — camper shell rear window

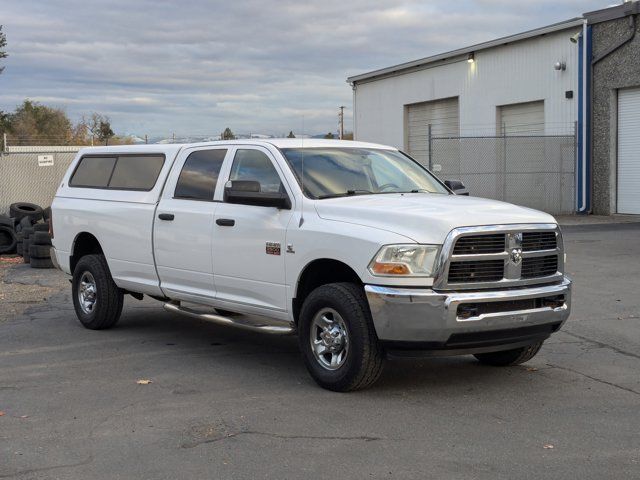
[69,154,165,191]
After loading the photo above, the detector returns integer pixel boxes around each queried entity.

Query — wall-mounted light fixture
[467,52,475,63]
[554,61,566,71]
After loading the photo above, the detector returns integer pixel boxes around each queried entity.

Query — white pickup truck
[51,139,571,391]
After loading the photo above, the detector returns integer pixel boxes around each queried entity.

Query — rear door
[153,146,229,302]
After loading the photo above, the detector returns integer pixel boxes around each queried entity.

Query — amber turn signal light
[370,263,410,275]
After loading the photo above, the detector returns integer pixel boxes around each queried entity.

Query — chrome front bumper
[365,277,571,351]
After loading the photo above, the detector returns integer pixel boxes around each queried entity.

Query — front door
[212,147,295,312]
[154,146,229,302]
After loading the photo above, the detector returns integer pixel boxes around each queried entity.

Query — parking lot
[1,222,639,479]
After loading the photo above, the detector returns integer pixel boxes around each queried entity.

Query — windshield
[281,147,449,199]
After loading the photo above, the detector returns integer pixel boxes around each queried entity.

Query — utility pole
[144,134,148,144]
[172,132,175,143]
[338,106,345,140]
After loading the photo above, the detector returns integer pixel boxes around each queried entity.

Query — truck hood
[314,193,557,244]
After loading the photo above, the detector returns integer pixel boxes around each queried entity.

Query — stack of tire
[1,202,55,269]
[0,215,18,255]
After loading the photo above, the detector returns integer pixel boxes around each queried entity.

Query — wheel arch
[292,258,363,324]
[70,232,104,274]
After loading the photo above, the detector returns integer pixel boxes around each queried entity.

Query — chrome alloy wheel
[310,308,349,371]
[78,271,97,315]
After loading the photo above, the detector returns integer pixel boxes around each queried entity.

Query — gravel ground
[0,223,639,479]
[0,257,68,324]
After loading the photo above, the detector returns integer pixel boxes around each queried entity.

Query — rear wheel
[474,341,544,366]
[298,283,384,392]
[72,254,123,330]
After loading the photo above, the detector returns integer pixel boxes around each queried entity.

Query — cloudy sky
[1,0,609,137]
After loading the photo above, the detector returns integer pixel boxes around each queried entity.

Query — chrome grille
[453,234,505,254]
[448,259,504,283]
[522,231,557,251]
[434,224,564,291]
[522,255,558,278]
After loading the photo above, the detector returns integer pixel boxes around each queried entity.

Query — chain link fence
[429,134,576,214]
[0,146,81,215]
[1,135,576,216]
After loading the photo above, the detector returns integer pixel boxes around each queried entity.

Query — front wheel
[474,341,544,366]
[72,254,124,330]
[298,283,385,392]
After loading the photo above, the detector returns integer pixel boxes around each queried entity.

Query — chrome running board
[163,301,296,335]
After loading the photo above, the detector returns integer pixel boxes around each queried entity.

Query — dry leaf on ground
[136,379,152,385]
[543,444,554,449]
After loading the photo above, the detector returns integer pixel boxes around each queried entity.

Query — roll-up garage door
[406,97,459,165]
[498,100,545,135]
[618,88,640,214]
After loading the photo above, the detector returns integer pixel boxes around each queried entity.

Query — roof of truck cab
[237,138,396,150]
[75,143,184,157]
[185,138,397,150]
[75,139,397,156]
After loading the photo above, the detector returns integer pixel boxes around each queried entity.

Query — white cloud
[0,0,608,136]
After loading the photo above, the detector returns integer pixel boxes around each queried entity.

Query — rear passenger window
[174,149,227,201]
[109,155,165,190]
[69,157,116,188]
[70,154,165,190]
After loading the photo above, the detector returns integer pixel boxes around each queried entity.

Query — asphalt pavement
[0,222,639,479]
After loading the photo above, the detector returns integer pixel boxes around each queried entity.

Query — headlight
[368,244,440,277]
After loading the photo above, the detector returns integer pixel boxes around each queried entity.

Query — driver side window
[229,149,283,193]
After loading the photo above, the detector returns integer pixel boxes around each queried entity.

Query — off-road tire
[72,255,124,330]
[22,228,34,263]
[30,257,54,269]
[43,206,52,222]
[33,223,50,233]
[31,231,52,246]
[22,238,31,262]
[298,282,385,392]
[0,215,14,228]
[9,202,43,222]
[29,244,51,259]
[19,216,33,230]
[0,226,17,254]
[474,341,544,366]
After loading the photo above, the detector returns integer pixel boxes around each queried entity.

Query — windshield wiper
[391,189,431,194]
[317,189,373,199]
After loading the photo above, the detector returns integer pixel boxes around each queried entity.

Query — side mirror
[444,179,469,196]
[224,180,292,209]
